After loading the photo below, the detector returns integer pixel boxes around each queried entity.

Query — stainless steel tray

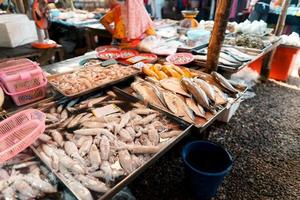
[113,86,228,129]
[47,66,141,98]
[30,90,192,200]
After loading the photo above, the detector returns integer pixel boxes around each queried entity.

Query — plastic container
[182,141,233,200]
[187,29,211,42]
[0,59,47,106]
[0,109,45,163]
[248,45,300,81]
[218,101,241,123]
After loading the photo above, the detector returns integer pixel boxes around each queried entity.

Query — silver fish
[193,78,216,102]
[211,72,239,93]
[181,78,211,110]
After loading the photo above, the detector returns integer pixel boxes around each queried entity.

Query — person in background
[144,0,152,16]
[151,0,164,19]
[248,0,272,22]
[100,0,155,48]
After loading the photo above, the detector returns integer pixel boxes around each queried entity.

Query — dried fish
[185,98,206,118]
[131,81,165,108]
[211,72,239,93]
[182,78,211,110]
[194,78,216,102]
[162,91,194,121]
[160,78,190,97]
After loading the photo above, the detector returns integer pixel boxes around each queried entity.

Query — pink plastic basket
[0,109,45,163]
[0,59,47,106]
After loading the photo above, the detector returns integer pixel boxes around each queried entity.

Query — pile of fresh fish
[36,91,182,200]
[0,150,58,200]
[49,64,138,95]
[193,47,256,67]
[131,71,240,125]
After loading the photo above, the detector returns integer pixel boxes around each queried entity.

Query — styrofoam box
[0,14,38,48]
[217,101,241,123]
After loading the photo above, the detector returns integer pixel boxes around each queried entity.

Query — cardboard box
[0,14,38,48]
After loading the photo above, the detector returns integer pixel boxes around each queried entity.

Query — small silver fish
[181,78,211,110]
[211,72,239,93]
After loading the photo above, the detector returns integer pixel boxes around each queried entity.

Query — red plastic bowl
[97,50,121,60]
[166,53,194,65]
[120,49,139,59]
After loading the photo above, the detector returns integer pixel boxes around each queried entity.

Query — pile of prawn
[49,64,138,95]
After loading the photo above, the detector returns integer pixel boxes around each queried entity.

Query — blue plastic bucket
[182,141,233,200]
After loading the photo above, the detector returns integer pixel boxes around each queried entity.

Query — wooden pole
[274,0,291,36]
[206,0,232,73]
[260,0,291,81]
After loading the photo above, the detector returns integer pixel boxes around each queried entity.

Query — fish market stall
[0,42,245,199]
[192,34,282,73]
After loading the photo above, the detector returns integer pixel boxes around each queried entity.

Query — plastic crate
[0,59,47,106]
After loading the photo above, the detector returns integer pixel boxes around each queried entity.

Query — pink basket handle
[0,74,48,96]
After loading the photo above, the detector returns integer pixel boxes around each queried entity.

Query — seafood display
[128,70,242,126]
[35,91,183,199]
[224,35,269,50]
[48,64,139,96]
[119,50,139,59]
[142,64,199,80]
[96,50,121,60]
[166,53,194,65]
[193,46,256,68]
[0,149,59,200]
